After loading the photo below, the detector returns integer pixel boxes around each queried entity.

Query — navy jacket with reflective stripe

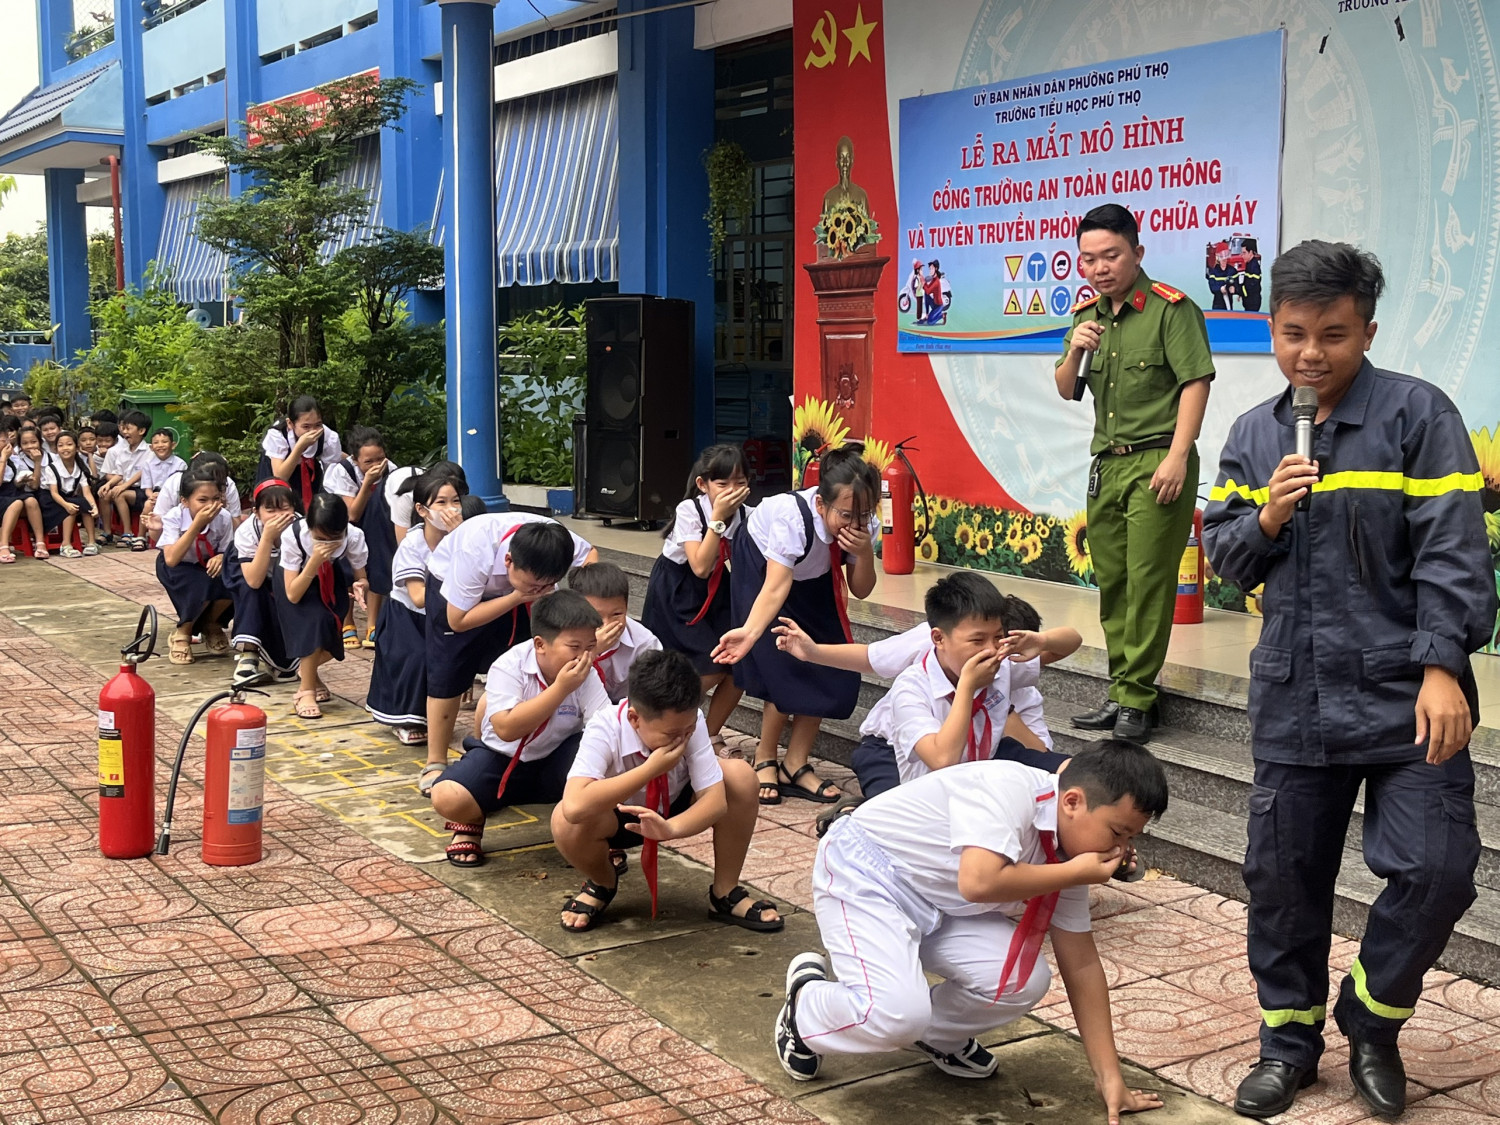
[1203,361,1495,764]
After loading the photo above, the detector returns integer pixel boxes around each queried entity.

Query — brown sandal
[293,690,323,719]
[167,634,193,665]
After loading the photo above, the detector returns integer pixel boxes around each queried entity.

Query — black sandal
[561,878,617,933]
[444,821,485,867]
[1113,843,1146,883]
[708,884,784,932]
[754,760,782,806]
[609,848,629,877]
[815,794,862,838]
[779,763,841,804]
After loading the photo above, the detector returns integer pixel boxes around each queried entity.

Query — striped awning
[156,174,230,304]
[325,133,383,256]
[431,76,618,287]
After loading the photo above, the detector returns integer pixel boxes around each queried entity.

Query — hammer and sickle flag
[805,10,839,68]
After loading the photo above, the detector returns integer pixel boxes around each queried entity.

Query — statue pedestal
[804,243,888,440]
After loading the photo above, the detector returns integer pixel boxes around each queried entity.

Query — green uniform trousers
[1086,445,1198,711]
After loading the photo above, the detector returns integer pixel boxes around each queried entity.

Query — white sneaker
[775,953,829,1082]
[911,1038,999,1079]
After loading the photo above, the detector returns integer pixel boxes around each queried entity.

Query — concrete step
[1138,795,1500,983]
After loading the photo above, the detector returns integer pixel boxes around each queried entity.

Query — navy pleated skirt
[642,556,731,676]
[366,600,428,726]
[155,554,232,628]
[273,559,352,660]
[424,576,531,699]
[356,485,395,596]
[223,551,297,672]
[728,532,859,719]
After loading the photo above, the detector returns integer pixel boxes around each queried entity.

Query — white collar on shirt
[1032,776,1060,835]
[921,648,1006,709]
[799,487,835,546]
[514,642,549,690]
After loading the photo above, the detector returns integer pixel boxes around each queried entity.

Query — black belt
[1099,437,1174,457]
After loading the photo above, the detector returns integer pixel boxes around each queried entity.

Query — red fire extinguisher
[1174,508,1205,625]
[98,607,159,859]
[800,455,820,490]
[158,688,267,866]
[880,438,926,576]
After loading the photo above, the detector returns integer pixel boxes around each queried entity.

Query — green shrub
[498,304,585,487]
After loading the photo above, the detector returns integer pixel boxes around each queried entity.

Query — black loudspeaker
[584,295,695,522]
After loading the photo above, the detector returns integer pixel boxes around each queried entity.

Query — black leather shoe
[1233,1059,1317,1119]
[1348,1038,1406,1118]
[1071,701,1120,730]
[1114,706,1155,743]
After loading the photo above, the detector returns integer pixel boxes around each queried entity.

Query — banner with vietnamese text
[896,31,1285,353]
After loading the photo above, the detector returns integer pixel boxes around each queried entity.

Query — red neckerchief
[495,664,551,801]
[499,523,523,646]
[624,704,673,918]
[593,646,618,688]
[686,536,732,626]
[295,457,314,511]
[829,541,853,643]
[193,533,213,565]
[994,806,1060,1000]
[922,652,993,762]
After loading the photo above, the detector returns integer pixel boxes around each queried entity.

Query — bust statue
[821,136,871,218]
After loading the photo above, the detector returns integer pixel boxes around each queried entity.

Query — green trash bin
[121,389,193,454]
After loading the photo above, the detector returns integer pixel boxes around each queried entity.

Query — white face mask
[424,506,456,532]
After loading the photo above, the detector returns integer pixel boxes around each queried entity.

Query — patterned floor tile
[1036,936,1151,1010]
[83,1096,215,1123]
[1430,976,1500,1023]
[1089,906,1248,976]
[395,1035,643,1123]
[1157,1038,1432,1125]
[0,1038,179,1122]
[321,853,446,897]
[27,878,208,935]
[0,937,88,992]
[368,887,498,935]
[436,925,626,1032]
[0,889,47,943]
[1367,1095,1500,1122]
[332,982,555,1060]
[144,1011,384,1094]
[159,852,366,914]
[1033,977,1259,1068]
[1164,891,1251,930]
[1159,956,1260,1018]
[0,982,126,1057]
[100,957,312,1033]
[52,918,259,976]
[202,1066,442,1125]
[1115,873,1209,906]
[1389,1002,1500,1093]
[270,819,385,861]
[270,938,480,1004]
[226,898,409,957]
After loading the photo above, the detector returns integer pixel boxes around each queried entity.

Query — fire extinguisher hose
[156,690,234,856]
[893,438,929,549]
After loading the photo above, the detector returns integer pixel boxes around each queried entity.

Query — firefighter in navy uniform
[1238,246,1264,312]
[1203,241,1494,1120]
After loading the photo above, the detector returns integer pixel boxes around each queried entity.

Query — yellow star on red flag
[843,4,877,65]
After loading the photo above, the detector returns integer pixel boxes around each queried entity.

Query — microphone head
[1292,385,1319,421]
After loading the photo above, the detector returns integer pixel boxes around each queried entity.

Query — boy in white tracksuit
[776,741,1170,1125]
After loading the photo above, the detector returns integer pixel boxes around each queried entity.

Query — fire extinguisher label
[98,710,115,731]
[228,741,266,824]
[1177,545,1200,595]
[880,481,894,533]
[98,737,124,798]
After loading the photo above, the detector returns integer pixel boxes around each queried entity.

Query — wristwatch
[708,519,728,536]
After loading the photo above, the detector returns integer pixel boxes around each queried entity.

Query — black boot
[1347,1038,1406,1118]
[1071,701,1120,730]
[1233,1059,1317,1119]
[1114,706,1156,743]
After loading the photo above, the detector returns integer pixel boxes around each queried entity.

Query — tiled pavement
[0,551,1498,1123]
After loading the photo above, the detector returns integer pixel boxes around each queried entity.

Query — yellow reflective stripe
[1350,958,1415,1021]
[1210,470,1482,507]
[1210,479,1270,506]
[1260,1005,1326,1028]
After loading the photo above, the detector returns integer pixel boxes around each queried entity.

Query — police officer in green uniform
[1054,203,1215,743]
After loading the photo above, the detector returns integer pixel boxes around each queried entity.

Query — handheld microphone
[1071,303,1104,401]
[1292,385,1318,511]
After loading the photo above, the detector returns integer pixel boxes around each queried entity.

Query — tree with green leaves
[194,74,420,374]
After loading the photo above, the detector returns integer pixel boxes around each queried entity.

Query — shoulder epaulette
[1071,293,1102,313]
[1151,282,1185,303]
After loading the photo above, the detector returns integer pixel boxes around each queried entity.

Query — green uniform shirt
[1056,271,1216,456]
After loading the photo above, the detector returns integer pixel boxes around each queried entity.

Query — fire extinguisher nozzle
[154,831,171,856]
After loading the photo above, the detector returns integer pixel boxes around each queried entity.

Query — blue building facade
[0,0,793,505]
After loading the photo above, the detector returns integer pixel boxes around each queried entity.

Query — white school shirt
[278,522,370,572]
[42,457,87,495]
[1012,684,1052,750]
[323,458,397,498]
[851,760,1090,929]
[8,451,46,487]
[592,617,663,704]
[389,525,435,613]
[101,440,153,483]
[89,450,108,477]
[156,505,234,557]
[479,641,612,760]
[156,472,242,520]
[428,513,594,611]
[745,487,879,581]
[232,515,284,563]
[140,454,187,492]
[661,496,741,566]
[384,465,419,530]
[569,703,724,805]
[862,651,1016,785]
[260,425,344,469]
[867,622,935,679]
